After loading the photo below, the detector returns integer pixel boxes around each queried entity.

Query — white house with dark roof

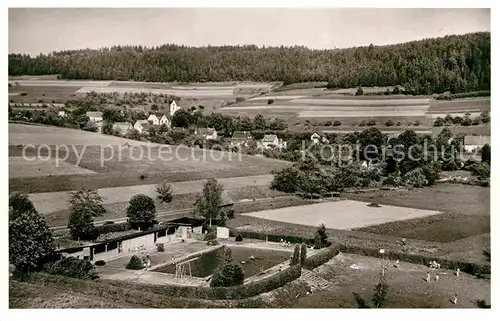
[231,131,254,147]
[464,135,490,152]
[134,120,153,133]
[197,128,218,140]
[310,132,321,144]
[86,111,103,123]
[112,122,133,135]
[147,112,171,127]
[169,100,181,117]
[260,134,286,149]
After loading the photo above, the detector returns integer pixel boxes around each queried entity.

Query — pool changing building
[57,217,214,262]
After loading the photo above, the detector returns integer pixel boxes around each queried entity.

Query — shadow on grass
[352,292,370,308]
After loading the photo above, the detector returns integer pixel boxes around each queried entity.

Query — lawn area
[354,213,490,242]
[291,253,490,308]
[9,281,134,308]
[344,184,490,217]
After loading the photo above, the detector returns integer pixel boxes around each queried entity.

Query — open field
[9,86,80,104]
[241,200,441,230]
[344,184,490,217]
[27,174,273,214]
[355,213,490,243]
[8,79,275,103]
[428,97,491,112]
[9,124,288,193]
[9,157,97,178]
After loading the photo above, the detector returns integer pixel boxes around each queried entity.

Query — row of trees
[433,111,490,127]
[9,32,490,94]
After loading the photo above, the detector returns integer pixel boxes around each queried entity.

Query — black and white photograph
[4,4,494,312]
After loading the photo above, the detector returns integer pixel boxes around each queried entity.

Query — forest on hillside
[8,32,490,95]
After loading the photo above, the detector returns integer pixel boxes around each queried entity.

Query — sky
[9,8,490,55]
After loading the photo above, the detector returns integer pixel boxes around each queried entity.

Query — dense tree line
[9,32,490,94]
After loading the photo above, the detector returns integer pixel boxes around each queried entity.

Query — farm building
[463,135,490,152]
[147,112,171,127]
[134,119,154,133]
[169,100,181,117]
[260,134,286,149]
[231,131,254,147]
[197,128,218,140]
[171,127,189,134]
[86,111,103,123]
[113,122,133,135]
[311,132,321,144]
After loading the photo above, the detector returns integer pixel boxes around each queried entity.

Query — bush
[211,254,245,287]
[96,222,130,234]
[47,257,98,280]
[228,229,309,245]
[20,92,27,96]
[235,234,243,242]
[300,243,307,266]
[385,120,394,127]
[94,260,106,266]
[303,245,340,269]
[332,120,342,126]
[156,180,173,203]
[207,239,219,246]
[403,168,428,187]
[156,243,165,252]
[355,87,364,96]
[314,233,322,249]
[470,162,490,179]
[204,227,217,241]
[317,223,331,248]
[267,99,275,105]
[291,245,300,265]
[126,255,144,270]
[236,97,245,103]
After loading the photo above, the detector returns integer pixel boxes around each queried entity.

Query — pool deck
[97,238,313,287]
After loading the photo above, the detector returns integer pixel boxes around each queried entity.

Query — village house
[197,128,218,140]
[464,135,490,153]
[171,127,190,134]
[86,111,103,123]
[169,100,181,117]
[310,132,321,144]
[147,112,171,128]
[113,122,133,135]
[231,131,254,147]
[57,110,67,117]
[260,134,286,149]
[134,119,154,133]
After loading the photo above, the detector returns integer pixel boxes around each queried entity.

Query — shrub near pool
[114,264,303,300]
[126,255,143,270]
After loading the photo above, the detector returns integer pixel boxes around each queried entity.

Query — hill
[9,32,490,95]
